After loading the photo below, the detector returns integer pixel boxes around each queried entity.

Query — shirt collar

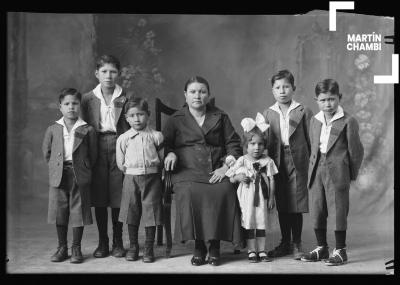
[127,126,151,138]
[315,105,344,125]
[56,117,87,132]
[93,83,123,102]
[269,99,301,115]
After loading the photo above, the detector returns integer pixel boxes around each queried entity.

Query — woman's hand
[164,152,177,171]
[234,173,251,184]
[209,165,229,184]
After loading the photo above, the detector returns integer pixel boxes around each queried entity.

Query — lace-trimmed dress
[226,155,278,229]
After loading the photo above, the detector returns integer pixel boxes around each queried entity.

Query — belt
[63,161,73,168]
[99,131,117,135]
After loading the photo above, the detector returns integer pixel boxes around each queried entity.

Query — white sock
[247,239,256,255]
[256,236,266,255]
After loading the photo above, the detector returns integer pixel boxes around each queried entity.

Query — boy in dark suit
[263,70,313,260]
[301,79,364,266]
[42,88,97,263]
[81,55,130,258]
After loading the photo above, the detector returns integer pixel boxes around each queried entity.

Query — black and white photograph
[6,1,397,275]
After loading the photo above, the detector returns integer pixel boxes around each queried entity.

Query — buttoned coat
[163,104,243,184]
[42,123,97,221]
[263,104,313,212]
[308,112,364,190]
[80,90,130,136]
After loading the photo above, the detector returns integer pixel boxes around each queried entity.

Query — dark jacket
[308,112,364,190]
[42,123,97,219]
[81,90,130,136]
[163,104,242,184]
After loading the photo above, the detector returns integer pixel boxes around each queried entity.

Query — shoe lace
[331,248,344,262]
[311,246,325,259]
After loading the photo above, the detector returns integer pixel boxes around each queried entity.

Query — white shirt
[92,83,123,133]
[269,100,301,146]
[314,105,344,153]
[55,117,87,161]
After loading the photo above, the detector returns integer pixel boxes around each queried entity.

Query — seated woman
[163,76,243,266]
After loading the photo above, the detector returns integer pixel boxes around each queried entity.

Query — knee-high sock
[291,213,303,244]
[145,226,156,247]
[111,208,123,242]
[335,230,346,249]
[128,224,139,248]
[72,226,84,247]
[315,228,327,247]
[56,225,68,247]
[95,207,108,241]
[278,212,291,244]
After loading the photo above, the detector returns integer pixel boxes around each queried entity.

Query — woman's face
[184,82,209,110]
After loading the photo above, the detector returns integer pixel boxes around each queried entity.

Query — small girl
[116,97,164,263]
[226,113,278,263]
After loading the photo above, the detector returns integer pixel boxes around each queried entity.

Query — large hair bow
[240,112,270,133]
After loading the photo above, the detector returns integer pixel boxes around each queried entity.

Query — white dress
[226,154,278,230]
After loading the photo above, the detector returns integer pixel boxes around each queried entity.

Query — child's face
[246,134,265,159]
[95,63,119,89]
[315,92,340,117]
[60,95,80,120]
[184,82,209,110]
[272,78,295,105]
[125,107,149,131]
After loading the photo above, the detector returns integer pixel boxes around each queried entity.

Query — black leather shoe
[191,255,207,266]
[125,245,139,261]
[208,256,220,266]
[70,246,84,264]
[267,242,292,258]
[51,246,68,262]
[142,246,155,263]
[93,240,110,258]
[111,242,126,257]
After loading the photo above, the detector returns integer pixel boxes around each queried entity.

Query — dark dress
[163,104,242,243]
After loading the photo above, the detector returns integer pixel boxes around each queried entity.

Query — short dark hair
[59,88,81,103]
[271,69,295,88]
[184,76,210,94]
[124,97,150,115]
[315,79,342,99]
[242,127,268,150]
[95,54,121,71]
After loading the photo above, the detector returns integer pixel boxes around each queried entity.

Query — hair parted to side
[315,79,342,99]
[184,76,210,94]
[242,127,268,150]
[270,69,295,88]
[124,97,150,115]
[95,54,121,71]
[59,88,82,103]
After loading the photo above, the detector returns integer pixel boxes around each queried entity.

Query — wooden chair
[155,97,215,257]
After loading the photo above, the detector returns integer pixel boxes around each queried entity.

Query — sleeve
[220,114,243,163]
[303,107,313,154]
[347,117,364,180]
[42,126,53,164]
[154,131,165,162]
[266,158,279,177]
[225,156,244,177]
[87,126,98,167]
[80,94,89,122]
[162,116,176,156]
[116,134,127,172]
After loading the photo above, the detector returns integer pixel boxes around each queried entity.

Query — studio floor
[7,197,394,275]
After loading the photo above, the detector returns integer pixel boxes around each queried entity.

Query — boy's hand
[235,174,250,184]
[267,197,275,210]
